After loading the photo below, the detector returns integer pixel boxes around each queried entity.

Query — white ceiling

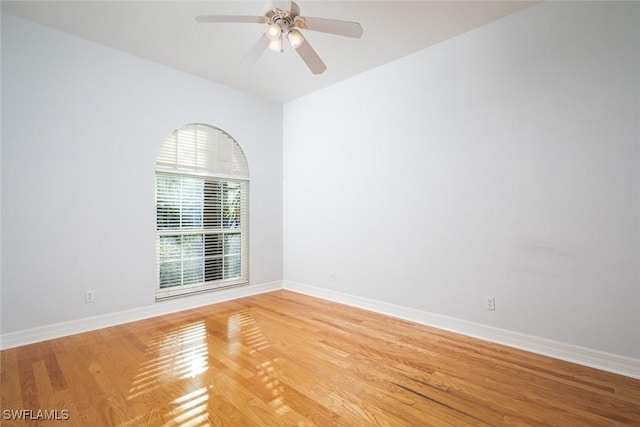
[1,0,537,104]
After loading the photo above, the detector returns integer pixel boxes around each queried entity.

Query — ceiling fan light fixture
[268,36,283,52]
[267,23,282,41]
[287,29,304,49]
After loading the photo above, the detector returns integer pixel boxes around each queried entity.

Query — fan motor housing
[268,1,304,30]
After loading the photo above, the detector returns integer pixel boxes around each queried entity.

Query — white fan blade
[298,16,363,38]
[295,38,327,75]
[196,15,265,24]
[241,34,270,66]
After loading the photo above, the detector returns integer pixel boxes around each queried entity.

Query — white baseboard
[283,280,640,379]
[3,279,639,380]
[0,281,282,350]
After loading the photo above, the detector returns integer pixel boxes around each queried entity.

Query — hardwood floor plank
[1,349,23,421]
[16,345,42,417]
[2,290,640,426]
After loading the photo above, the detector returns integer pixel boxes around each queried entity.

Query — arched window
[155,124,249,300]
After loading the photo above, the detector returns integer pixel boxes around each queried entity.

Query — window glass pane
[159,235,182,261]
[157,176,181,230]
[224,233,241,256]
[205,258,223,282]
[182,234,204,259]
[224,255,241,279]
[205,234,223,257]
[159,261,181,288]
[204,181,222,229]
[183,258,204,285]
[181,178,204,229]
[223,182,241,229]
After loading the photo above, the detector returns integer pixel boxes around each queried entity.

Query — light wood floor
[1,290,639,426]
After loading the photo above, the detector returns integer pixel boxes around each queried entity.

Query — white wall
[283,2,640,358]
[1,14,283,334]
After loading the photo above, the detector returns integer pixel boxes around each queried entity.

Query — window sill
[155,279,249,302]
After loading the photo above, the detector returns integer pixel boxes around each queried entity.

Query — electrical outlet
[85,290,95,303]
[329,272,336,281]
[485,296,495,311]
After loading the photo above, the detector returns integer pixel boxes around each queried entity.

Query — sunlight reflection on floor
[229,310,291,416]
[127,322,209,401]
[122,308,293,426]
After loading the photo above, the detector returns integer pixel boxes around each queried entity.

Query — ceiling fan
[196,1,363,74]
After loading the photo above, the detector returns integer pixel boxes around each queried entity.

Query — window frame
[155,124,249,301]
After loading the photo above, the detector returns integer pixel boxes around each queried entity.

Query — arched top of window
[156,123,249,179]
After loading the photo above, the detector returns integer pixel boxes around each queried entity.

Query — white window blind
[155,124,249,300]
[156,123,249,178]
